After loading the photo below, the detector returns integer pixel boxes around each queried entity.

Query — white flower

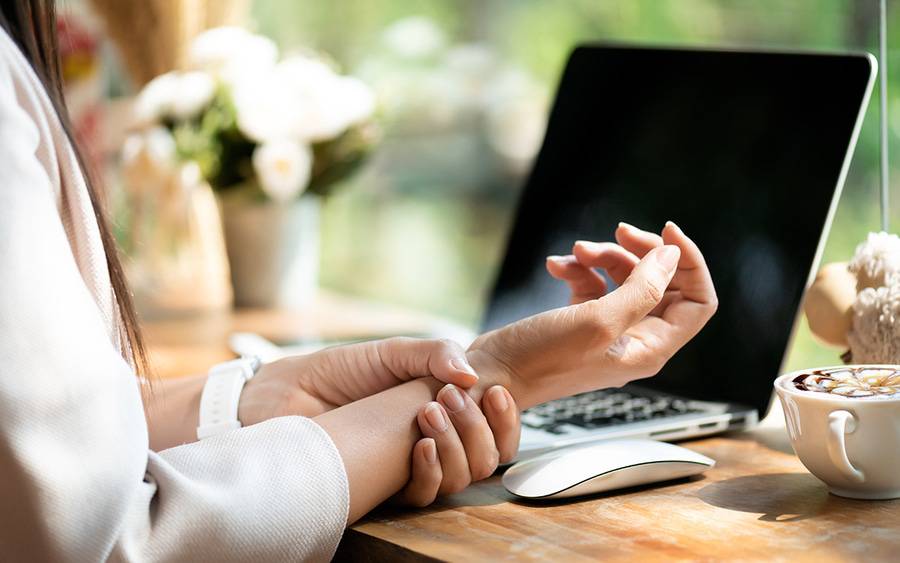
[381,16,446,59]
[189,26,278,79]
[848,231,900,290]
[133,72,179,126]
[232,55,375,143]
[133,71,216,124]
[252,140,313,202]
[292,74,376,141]
[231,66,309,142]
[332,76,377,128]
[169,71,216,120]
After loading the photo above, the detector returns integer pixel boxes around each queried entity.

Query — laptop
[482,45,875,458]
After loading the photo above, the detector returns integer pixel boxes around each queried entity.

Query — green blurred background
[245,0,896,370]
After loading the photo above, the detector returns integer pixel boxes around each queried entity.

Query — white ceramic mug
[774,366,900,500]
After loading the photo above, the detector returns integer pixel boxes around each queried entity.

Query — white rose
[252,139,313,202]
[276,56,343,141]
[170,71,216,120]
[133,72,179,126]
[189,26,278,83]
[274,56,375,142]
[291,76,375,142]
[231,67,309,142]
[331,76,376,128]
[232,53,375,143]
[134,71,216,124]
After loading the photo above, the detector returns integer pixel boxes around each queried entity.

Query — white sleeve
[0,57,348,562]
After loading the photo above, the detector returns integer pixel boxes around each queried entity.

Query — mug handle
[826,410,865,483]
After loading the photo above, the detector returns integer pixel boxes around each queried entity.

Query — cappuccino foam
[792,367,900,399]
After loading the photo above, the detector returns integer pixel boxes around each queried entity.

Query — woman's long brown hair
[0,0,147,373]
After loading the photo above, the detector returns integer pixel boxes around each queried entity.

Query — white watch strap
[197,357,260,440]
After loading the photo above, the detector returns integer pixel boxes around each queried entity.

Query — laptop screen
[482,45,873,418]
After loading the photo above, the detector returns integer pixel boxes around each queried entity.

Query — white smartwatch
[196,356,262,440]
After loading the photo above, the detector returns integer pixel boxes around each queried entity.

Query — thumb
[587,244,680,336]
[376,337,480,388]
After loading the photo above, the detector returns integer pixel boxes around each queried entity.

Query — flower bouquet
[124,27,378,307]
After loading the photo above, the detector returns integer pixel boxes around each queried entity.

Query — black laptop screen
[482,46,873,417]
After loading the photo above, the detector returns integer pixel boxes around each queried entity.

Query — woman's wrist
[464,348,531,409]
[144,373,207,451]
[314,376,445,523]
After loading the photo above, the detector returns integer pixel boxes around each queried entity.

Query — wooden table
[145,295,900,562]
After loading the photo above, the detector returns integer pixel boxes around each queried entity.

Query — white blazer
[0,29,348,561]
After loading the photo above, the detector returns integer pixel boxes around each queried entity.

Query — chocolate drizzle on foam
[792,367,900,399]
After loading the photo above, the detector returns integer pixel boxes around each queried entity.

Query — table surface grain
[144,296,900,562]
[341,434,900,562]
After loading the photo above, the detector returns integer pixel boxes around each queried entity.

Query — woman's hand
[239,337,480,425]
[398,384,520,507]
[466,221,717,409]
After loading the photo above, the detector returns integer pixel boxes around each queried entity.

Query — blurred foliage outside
[244,1,898,372]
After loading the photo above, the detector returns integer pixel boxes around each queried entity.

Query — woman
[0,1,718,561]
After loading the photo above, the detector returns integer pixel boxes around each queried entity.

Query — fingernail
[665,220,681,233]
[546,255,565,264]
[488,386,509,412]
[655,245,680,270]
[423,439,437,463]
[618,221,637,231]
[450,357,478,380]
[439,384,467,413]
[573,241,597,253]
[424,402,448,432]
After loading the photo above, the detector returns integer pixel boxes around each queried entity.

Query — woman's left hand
[238,337,481,425]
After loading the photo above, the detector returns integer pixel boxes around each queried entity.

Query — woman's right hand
[465,221,718,410]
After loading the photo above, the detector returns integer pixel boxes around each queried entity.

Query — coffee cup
[774,365,900,500]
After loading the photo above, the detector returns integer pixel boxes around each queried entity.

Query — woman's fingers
[436,384,500,482]
[417,401,472,495]
[661,221,717,308]
[546,255,608,303]
[376,337,479,388]
[583,244,681,335]
[571,241,640,285]
[482,386,520,463]
[615,222,664,258]
[399,438,442,507]
[628,222,718,359]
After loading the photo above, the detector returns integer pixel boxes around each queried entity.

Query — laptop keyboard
[521,388,703,435]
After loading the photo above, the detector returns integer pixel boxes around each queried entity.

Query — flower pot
[128,164,233,320]
[220,194,321,308]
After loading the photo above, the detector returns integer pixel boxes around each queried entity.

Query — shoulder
[0,28,66,202]
[0,46,43,199]
[0,28,35,108]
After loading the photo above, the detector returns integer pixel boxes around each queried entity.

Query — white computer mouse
[502,439,715,499]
